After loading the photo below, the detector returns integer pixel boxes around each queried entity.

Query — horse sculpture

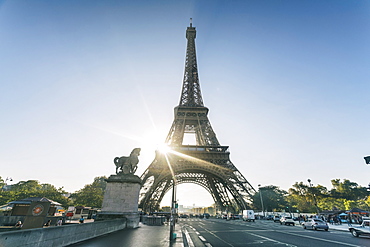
[114,148,141,175]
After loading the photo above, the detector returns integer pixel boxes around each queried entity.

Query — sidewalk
[67,221,185,247]
[122,222,185,247]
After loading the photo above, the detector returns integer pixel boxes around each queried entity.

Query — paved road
[181,218,370,247]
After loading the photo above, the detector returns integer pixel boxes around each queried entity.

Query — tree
[0,179,71,208]
[252,185,288,212]
[330,179,368,201]
[288,182,316,213]
[0,176,5,189]
[70,176,107,208]
[288,179,369,212]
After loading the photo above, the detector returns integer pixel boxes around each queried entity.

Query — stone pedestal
[96,174,142,228]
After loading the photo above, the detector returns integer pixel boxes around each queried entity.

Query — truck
[242,210,255,222]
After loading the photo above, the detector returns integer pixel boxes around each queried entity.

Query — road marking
[195,231,200,235]
[205,219,362,247]
[198,236,207,242]
[280,231,362,247]
[248,233,297,247]
[205,243,213,247]
[182,226,195,247]
[198,225,234,247]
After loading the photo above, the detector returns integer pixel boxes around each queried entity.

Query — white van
[242,210,255,222]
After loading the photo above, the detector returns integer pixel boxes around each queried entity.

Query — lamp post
[307,179,320,214]
[258,184,265,218]
[169,178,177,241]
[2,177,12,191]
[364,156,370,192]
[364,156,370,165]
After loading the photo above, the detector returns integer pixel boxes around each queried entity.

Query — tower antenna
[190,18,192,27]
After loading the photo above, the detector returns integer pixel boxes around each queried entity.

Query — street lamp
[364,156,370,164]
[364,156,370,192]
[2,177,12,191]
[258,184,265,218]
[169,178,177,241]
[307,179,320,214]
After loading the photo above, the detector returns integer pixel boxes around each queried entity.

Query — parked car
[266,215,274,220]
[302,219,329,231]
[348,220,370,237]
[273,216,280,222]
[232,214,240,220]
[203,213,210,219]
[280,216,295,226]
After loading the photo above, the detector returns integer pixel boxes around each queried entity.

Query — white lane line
[248,233,297,247]
[205,243,213,247]
[198,236,207,242]
[280,231,361,247]
[195,231,200,235]
[183,226,195,247]
[198,225,234,247]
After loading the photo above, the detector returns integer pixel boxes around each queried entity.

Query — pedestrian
[15,221,22,228]
[44,220,51,227]
[329,216,334,225]
[57,218,62,226]
[79,216,85,223]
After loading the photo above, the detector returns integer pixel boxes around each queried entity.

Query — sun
[157,143,171,154]
[138,130,169,155]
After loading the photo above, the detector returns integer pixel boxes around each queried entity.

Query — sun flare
[157,143,171,154]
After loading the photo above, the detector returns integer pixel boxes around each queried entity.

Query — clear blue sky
[1,0,369,207]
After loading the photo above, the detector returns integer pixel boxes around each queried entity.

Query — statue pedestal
[96,174,142,228]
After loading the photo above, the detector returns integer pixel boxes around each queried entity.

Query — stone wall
[0,218,126,247]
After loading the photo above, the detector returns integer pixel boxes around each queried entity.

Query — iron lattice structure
[139,22,256,213]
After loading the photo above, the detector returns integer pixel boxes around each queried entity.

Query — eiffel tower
[139,20,256,213]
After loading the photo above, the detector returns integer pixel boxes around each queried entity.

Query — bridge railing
[174,145,229,153]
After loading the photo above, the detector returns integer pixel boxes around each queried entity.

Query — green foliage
[0,178,71,208]
[286,179,369,213]
[252,185,288,212]
[0,176,5,189]
[317,197,343,211]
[330,179,368,200]
[69,176,107,208]
[252,179,369,213]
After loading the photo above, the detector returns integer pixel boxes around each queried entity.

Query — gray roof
[8,197,62,206]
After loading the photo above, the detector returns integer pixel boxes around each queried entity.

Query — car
[232,214,240,220]
[348,220,370,237]
[302,219,329,231]
[280,216,295,226]
[266,215,274,220]
[203,213,210,219]
[273,216,280,222]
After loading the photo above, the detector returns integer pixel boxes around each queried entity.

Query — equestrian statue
[114,148,141,175]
